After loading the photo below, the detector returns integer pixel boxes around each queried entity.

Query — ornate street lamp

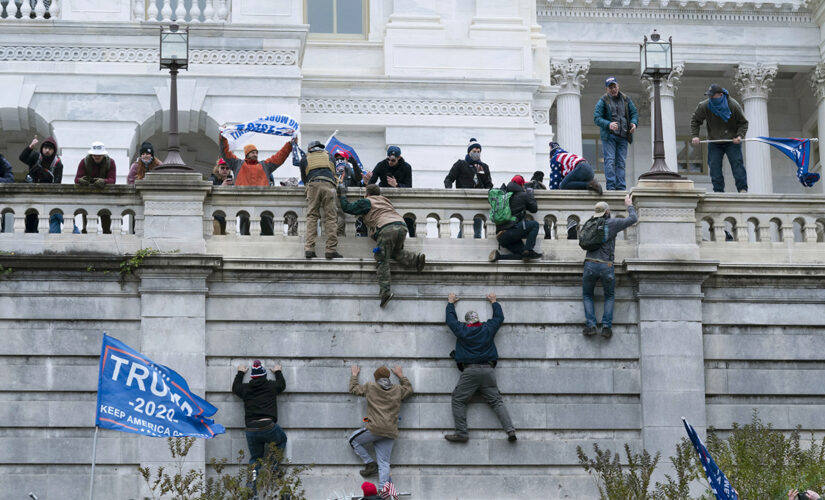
[156,24,192,171]
[639,30,682,180]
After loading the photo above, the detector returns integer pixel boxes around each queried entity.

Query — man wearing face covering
[690,83,749,193]
[19,135,65,232]
[444,138,493,238]
[127,142,161,184]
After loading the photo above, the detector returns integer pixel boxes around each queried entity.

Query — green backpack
[578,216,609,250]
[488,188,516,225]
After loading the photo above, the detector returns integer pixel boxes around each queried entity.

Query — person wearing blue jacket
[444,292,516,443]
[593,77,638,191]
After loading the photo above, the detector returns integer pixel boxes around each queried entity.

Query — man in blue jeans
[232,360,288,488]
[549,142,603,194]
[582,195,637,339]
[594,77,638,191]
[690,83,749,193]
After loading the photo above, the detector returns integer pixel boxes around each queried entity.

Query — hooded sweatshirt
[19,136,63,183]
[232,370,286,426]
[349,375,413,439]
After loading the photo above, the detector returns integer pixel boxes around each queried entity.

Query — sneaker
[601,326,613,339]
[325,251,343,259]
[738,189,748,193]
[522,250,542,260]
[305,251,317,259]
[359,461,378,477]
[587,179,603,195]
[380,293,394,308]
[416,253,426,272]
[507,430,517,442]
[582,326,598,336]
[444,433,469,443]
[489,250,500,262]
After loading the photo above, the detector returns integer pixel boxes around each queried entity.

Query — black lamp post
[639,30,682,180]
[156,24,192,171]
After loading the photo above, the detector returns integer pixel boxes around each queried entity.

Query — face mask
[710,96,725,105]
[141,158,152,165]
[469,151,481,162]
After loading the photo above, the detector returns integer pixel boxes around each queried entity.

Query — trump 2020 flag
[753,137,820,187]
[326,135,366,176]
[220,114,300,145]
[683,418,738,500]
[95,333,225,439]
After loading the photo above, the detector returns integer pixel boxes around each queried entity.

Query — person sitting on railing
[126,142,160,184]
[444,138,493,239]
[209,159,233,235]
[0,154,13,183]
[548,141,603,195]
[489,175,542,262]
[338,183,425,307]
[75,142,116,234]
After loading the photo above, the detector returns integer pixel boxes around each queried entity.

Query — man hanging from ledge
[338,183,425,307]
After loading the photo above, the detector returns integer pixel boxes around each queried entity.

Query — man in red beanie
[360,481,381,500]
[489,174,542,262]
[348,364,413,491]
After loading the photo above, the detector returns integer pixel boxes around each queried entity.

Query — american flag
[549,147,585,188]
[752,137,820,187]
[380,481,398,500]
[683,418,738,500]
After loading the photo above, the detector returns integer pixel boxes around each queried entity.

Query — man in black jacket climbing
[489,175,542,262]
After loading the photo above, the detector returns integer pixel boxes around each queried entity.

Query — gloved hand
[77,177,90,186]
[525,187,534,196]
[337,183,348,196]
[93,178,106,188]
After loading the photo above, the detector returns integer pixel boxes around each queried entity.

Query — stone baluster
[160,0,172,22]
[202,0,214,22]
[809,63,825,179]
[216,0,228,22]
[49,0,60,18]
[62,212,74,234]
[781,223,794,243]
[20,0,32,18]
[438,218,451,239]
[189,0,201,22]
[550,59,589,156]
[713,221,726,242]
[34,0,46,18]
[133,0,144,21]
[86,213,98,235]
[38,213,48,233]
[415,217,428,238]
[147,0,159,21]
[174,0,186,21]
[641,63,684,171]
[734,63,778,194]
[249,216,262,237]
[804,220,818,242]
[758,221,771,242]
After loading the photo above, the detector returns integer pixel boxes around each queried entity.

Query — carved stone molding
[639,207,696,222]
[144,201,203,216]
[810,62,825,102]
[537,6,810,22]
[532,109,550,124]
[0,46,298,65]
[550,58,590,96]
[640,62,685,99]
[300,99,531,117]
[733,63,778,100]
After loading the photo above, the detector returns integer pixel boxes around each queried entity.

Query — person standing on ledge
[444,138,493,238]
[690,83,749,193]
[444,292,517,443]
[593,76,638,191]
[298,139,342,259]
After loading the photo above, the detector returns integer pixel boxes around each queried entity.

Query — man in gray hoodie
[582,194,637,339]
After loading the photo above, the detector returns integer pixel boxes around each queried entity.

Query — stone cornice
[733,63,778,99]
[537,6,812,23]
[300,98,532,117]
[0,46,298,65]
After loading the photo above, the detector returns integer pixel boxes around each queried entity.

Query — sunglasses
[219,166,229,170]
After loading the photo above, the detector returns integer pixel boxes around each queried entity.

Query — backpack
[488,188,516,225]
[578,216,609,250]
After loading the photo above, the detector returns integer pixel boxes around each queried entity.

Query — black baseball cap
[705,84,724,96]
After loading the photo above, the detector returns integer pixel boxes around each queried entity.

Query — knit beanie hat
[465,311,480,323]
[366,184,381,196]
[467,138,482,153]
[511,175,525,186]
[361,482,378,496]
[387,145,401,157]
[373,366,391,381]
[243,144,258,158]
[140,141,154,158]
[250,360,266,378]
[531,170,544,182]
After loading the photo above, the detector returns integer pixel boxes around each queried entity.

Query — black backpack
[578,216,609,251]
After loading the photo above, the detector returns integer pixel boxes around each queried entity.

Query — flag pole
[89,426,99,500]
[699,138,819,143]
[325,129,339,147]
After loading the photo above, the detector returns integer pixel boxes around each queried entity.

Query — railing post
[136,171,211,252]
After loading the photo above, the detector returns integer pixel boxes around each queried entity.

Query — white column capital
[550,58,590,96]
[640,62,685,99]
[809,62,825,103]
[733,63,778,100]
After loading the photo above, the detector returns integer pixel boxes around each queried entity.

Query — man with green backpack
[488,175,543,262]
[579,194,637,338]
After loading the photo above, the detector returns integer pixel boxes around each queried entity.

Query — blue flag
[753,137,820,187]
[326,135,366,176]
[95,333,225,439]
[683,418,738,500]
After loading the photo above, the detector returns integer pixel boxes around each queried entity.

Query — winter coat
[75,155,116,184]
[495,181,537,232]
[232,370,286,426]
[594,92,639,143]
[19,136,63,183]
[349,375,413,439]
[370,157,412,188]
[219,135,292,186]
[127,157,161,184]
[444,157,492,189]
[445,302,504,365]
[690,96,749,140]
[0,154,13,183]
[585,206,638,263]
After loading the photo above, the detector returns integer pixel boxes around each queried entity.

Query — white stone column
[550,59,589,156]
[641,63,684,171]
[809,63,825,175]
[734,63,778,194]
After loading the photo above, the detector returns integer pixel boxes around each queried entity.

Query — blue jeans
[582,261,615,328]
[497,220,539,258]
[245,423,287,472]
[25,213,64,233]
[559,162,595,190]
[602,135,628,190]
[708,142,748,192]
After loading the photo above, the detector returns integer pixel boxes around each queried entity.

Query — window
[582,135,604,172]
[306,0,367,37]
[676,137,707,175]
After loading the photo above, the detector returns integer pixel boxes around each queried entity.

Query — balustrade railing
[0,0,59,20]
[133,0,228,23]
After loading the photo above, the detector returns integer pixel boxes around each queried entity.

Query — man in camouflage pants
[339,184,425,307]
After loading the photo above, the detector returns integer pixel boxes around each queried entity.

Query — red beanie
[361,481,378,495]
[511,175,526,186]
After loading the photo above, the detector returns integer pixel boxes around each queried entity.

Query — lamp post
[156,24,192,171]
[639,30,682,180]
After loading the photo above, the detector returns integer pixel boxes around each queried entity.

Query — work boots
[587,179,603,195]
[359,461,378,477]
